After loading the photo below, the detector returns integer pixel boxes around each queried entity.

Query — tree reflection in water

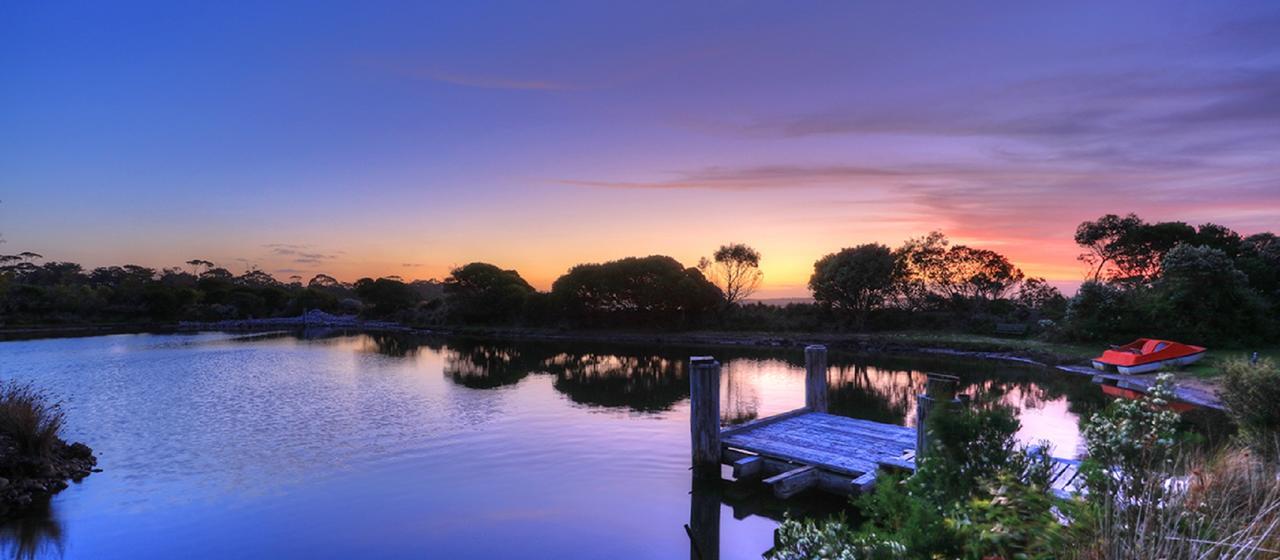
[350,334,1103,451]
[545,353,688,412]
[0,502,64,560]
[443,340,543,389]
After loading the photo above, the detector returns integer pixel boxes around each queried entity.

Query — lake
[0,331,1105,559]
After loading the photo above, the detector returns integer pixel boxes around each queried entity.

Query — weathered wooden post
[690,356,721,478]
[915,373,961,456]
[804,345,829,413]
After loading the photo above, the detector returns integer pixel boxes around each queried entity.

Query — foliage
[896,231,1025,309]
[1219,356,1280,458]
[809,244,898,329]
[0,381,65,461]
[1080,373,1180,502]
[550,255,721,326]
[443,262,535,324]
[1014,277,1067,321]
[698,243,763,307]
[773,405,1061,559]
[767,514,905,560]
[947,471,1066,560]
[1148,244,1268,344]
[1059,281,1146,342]
[1074,213,1197,285]
[352,277,421,318]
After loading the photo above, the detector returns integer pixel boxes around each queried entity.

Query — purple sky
[3,1,1278,295]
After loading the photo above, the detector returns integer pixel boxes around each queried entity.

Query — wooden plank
[851,471,878,494]
[732,456,763,481]
[723,413,916,476]
[764,466,818,499]
[720,407,810,438]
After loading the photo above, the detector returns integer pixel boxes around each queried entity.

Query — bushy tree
[1075,214,1196,284]
[551,255,720,326]
[894,232,1024,309]
[443,262,535,324]
[1149,244,1267,344]
[353,277,421,318]
[1015,277,1067,320]
[1061,281,1146,341]
[809,244,898,329]
[1238,233,1280,308]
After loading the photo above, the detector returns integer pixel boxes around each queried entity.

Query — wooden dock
[689,347,1086,500]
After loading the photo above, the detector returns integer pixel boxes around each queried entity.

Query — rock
[0,477,7,489]
[67,442,93,460]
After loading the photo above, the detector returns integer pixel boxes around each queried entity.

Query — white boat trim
[1112,351,1205,375]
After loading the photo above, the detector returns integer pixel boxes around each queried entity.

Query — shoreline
[1,319,1225,410]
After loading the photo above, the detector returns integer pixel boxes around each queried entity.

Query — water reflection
[443,340,537,389]
[0,503,64,560]
[342,333,1101,454]
[545,353,688,411]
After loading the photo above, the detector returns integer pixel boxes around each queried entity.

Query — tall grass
[1081,447,1280,560]
[0,382,65,460]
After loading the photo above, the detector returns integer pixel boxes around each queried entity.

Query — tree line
[2,214,1275,344]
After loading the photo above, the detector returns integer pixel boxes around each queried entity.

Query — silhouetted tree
[1074,214,1198,284]
[894,232,1023,307]
[552,255,721,326]
[809,244,898,329]
[698,243,763,307]
[353,277,420,318]
[443,263,535,324]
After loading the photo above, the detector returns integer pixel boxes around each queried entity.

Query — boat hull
[1094,351,1204,375]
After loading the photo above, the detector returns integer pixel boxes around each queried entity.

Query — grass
[0,382,65,460]
[1183,347,1280,380]
[865,330,1098,362]
[1083,446,1280,560]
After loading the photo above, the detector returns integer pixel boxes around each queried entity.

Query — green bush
[1080,373,1180,500]
[1219,356,1280,457]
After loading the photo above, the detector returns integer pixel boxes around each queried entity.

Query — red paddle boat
[1091,338,1206,375]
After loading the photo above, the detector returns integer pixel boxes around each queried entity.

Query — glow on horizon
[3,2,1278,298]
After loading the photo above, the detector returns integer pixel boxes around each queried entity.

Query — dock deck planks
[720,409,1085,498]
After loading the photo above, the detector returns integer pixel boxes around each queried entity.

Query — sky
[2,1,1278,297]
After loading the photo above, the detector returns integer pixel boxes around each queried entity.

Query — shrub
[1219,356,1280,458]
[1080,373,1180,501]
[0,382,65,460]
[1061,280,1146,342]
[771,405,1060,559]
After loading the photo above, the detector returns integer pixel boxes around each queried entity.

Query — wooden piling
[804,345,828,413]
[690,356,721,478]
[915,373,961,456]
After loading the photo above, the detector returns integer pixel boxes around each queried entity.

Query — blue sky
[3,1,1278,295]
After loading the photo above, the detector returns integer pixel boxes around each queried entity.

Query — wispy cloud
[262,244,339,266]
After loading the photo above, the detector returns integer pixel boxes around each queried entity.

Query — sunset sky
[3,1,1278,297]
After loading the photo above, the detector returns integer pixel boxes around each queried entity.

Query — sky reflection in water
[0,332,1102,559]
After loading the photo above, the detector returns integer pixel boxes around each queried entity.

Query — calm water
[0,331,1104,559]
